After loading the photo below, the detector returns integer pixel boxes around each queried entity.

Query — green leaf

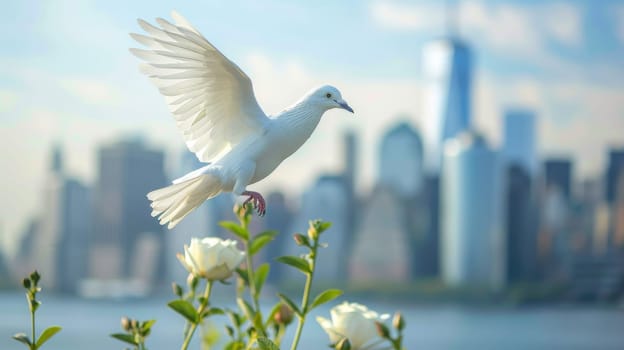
[219,222,249,240]
[250,231,278,255]
[275,256,311,274]
[310,289,343,310]
[254,263,270,295]
[172,282,184,298]
[226,310,245,328]
[252,311,264,335]
[12,333,31,347]
[36,326,62,348]
[257,337,281,350]
[313,221,332,234]
[209,307,225,315]
[225,341,246,350]
[110,333,138,346]
[140,320,156,335]
[237,298,255,323]
[236,268,250,286]
[168,299,199,323]
[201,307,225,319]
[277,293,301,317]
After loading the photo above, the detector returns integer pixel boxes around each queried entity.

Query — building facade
[422,38,472,174]
[90,138,167,286]
[441,131,505,290]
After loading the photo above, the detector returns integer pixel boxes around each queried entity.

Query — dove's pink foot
[242,191,266,216]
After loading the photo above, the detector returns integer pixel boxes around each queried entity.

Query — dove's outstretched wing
[130,12,268,163]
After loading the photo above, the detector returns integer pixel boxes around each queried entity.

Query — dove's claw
[242,190,267,217]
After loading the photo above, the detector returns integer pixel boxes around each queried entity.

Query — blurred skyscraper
[378,121,424,197]
[422,38,472,174]
[285,175,349,283]
[369,121,433,279]
[90,138,167,288]
[349,186,412,283]
[341,131,358,280]
[503,109,537,174]
[29,146,90,294]
[537,158,574,281]
[441,131,505,290]
[605,149,624,204]
[502,110,538,283]
[505,165,538,283]
[262,191,293,284]
[544,159,573,200]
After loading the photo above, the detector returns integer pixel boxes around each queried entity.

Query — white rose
[182,237,245,280]
[316,302,390,349]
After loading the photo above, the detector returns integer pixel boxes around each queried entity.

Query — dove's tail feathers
[148,173,222,229]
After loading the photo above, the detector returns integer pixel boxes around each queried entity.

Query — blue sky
[1,0,623,252]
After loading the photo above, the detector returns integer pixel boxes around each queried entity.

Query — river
[1,292,623,349]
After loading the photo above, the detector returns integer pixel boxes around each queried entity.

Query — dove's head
[307,85,354,114]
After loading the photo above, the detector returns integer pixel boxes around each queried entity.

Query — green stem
[180,281,212,350]
[31,303,35,350]
[275,324,285,347]
[244,235,265,336]
[290,242,317,350]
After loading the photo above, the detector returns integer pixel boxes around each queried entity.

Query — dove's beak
[336,99,354,113]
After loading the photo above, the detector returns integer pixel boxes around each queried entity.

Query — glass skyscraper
[503,109,537,175]
[441,131,505,290]
[378,121,424,197]
[422,38,472,174]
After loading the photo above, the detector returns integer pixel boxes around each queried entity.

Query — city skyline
[3,111,624,297]
[2,0,624,253]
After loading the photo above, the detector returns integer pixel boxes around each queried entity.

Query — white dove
[130,12,354,229]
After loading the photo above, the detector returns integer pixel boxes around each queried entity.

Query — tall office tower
[422,38,472,174]
[506,165,538,283]
[349,186,412,282]
[503,109,537,174]
[441,131,505,290]
[612,173,624,248]
[263,191,293,283]
[606,149,624,204]
[31,146,90,293]
[378,121,425,197]
[284,175,349,283]
[343,131,357,195]
[91,138,167,285]
[544,159,573,200]
[540,158,573,278]
[502,109,538,283]
[342,131,358,275]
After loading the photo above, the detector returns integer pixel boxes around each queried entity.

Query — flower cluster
[14,204,406,350]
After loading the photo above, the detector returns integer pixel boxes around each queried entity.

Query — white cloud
[0,89,19,113]
[370,1,584,56]
[461,1,541,54]
[61,78,121,106]
[369,1,440,31]
[542,2,583,47]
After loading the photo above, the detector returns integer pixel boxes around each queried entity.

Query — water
[1,292,623,350]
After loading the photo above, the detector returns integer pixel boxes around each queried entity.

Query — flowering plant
[13,204,406,350]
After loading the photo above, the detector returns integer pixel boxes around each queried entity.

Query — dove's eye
[326,93,332,98]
